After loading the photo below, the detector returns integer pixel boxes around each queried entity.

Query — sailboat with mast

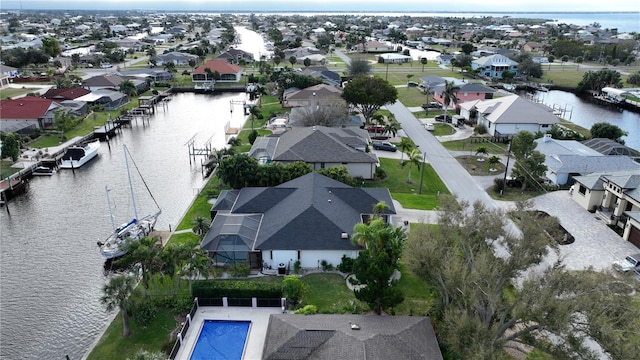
[98,145,161,260]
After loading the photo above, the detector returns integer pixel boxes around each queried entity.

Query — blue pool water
[190,320,251,360]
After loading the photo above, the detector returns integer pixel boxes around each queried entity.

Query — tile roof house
[471,54,519,79]
[191,59,244,88]
[262,314,443,360]
[535,134,640,185]
[41,87,91,101]
[248,126,378,179]
[571,170,640,249]
[201,172,395,269]
[458,95,558,139]
[0,96,59,134]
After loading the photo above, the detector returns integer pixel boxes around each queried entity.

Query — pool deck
[175,306,282,360]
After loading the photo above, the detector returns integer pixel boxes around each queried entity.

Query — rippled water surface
[0,92,249,359]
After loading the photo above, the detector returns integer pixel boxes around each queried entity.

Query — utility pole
[418,151,426,195]
[501,142,512,196]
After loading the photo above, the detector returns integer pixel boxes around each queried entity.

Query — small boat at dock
[32,166,57,176]
[60,141,100,169]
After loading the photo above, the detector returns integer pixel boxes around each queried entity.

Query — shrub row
[192,280,282,298]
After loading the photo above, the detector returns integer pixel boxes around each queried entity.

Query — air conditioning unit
[341,232,349,239]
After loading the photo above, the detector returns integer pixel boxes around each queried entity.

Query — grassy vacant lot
[365,158,449,210]
[441,137,509,153]
[455,155,505,176]
[396,86,429,107]
[0,86,43,99]
[86,308,177,360]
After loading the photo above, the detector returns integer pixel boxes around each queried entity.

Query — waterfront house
[0,96,59,135]
[248,126,377,179]
[75,89,129,110]
[534,134,640,185]
[191,59,244,88]
[42,87,91,101]
[263,314,443,360]
[458,95,558,139]
[154,51,199,66]
[571,170,640,249]
[217,48,255,64]
[201,172,395,269]
[431,82,495,109]
[82,75,146,93]
[471,54,519,79]
[282,84,343,108]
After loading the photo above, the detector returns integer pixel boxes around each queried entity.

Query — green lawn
[558,119,590,138]
[431,123,455,136]
[173,175,222,233]
[396,86,429,107]
[301,273,362,313]
[86,308,177,360]
[441,137,509,153]
[365,158,449,210]
[0,86,43,99]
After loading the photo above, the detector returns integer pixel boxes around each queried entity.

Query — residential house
[571,170,640,248]
[201,172,396,269]
[248,126,378,179]
[378,53,412,64]
[435,54,455,65]
[154,51,199,66]
[431,82,495,109]
[535,134,640,185]
[471,54,519,79]
[217,48,255,64]
[41,87,91,102]
[116,69,173,82]
[0,96,60,134]
[192,59,244,88]
[458,95,558,139]
[522,41,544,53]
[582,138,640,161]
[263,314,443,360]
[282,84,343,108]
[354,40,394,53]
[0,64,20,79]
[82,75,146,92]
[75,89,129,110]
[300,66,342,87]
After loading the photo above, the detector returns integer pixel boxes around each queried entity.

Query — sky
[1,0,639,12]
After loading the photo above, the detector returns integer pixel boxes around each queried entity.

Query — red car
[367,125,386,133]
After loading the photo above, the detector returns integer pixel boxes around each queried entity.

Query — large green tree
[590,122,628,144]
[217,153,260,189]
[341,76,398,124]
[1,133,22,161]
[118,236,163,289]
[100,274,137,337]
[41,37,62,58]
[577,68,623,92]
[405,198,640,360]
[347,57,372,77]
[350,208,406,315]
[509,131,547,190]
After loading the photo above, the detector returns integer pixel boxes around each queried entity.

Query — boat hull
[60,141,100,169]
[99,212,161,259]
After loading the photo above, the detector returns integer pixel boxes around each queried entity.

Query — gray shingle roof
[546,154,640,174]
[263,314,443,360]
[468,94,558,125]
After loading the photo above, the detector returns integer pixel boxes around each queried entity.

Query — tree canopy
[405,197,640,359]
[509,131,547,190]
[341,76,398,124]
[590,122,628,144]
[577,68,623,92]
[347,57,372,77]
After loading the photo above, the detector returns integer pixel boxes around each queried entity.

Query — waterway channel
[0,92,250,360]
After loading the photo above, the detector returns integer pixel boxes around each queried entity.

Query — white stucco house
[459,94,559,139]
[201,173,396,270]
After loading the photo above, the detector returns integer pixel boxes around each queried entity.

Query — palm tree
[117,236,163,290]
[441,80,459,119]
[475,146,488,158]
[100,274,136,337]
[119,79,138,97]
[249,105,261,130]
[164,61,176,74]
[384,120,400,138]
[420,57,428,72]
[402,149,423,183]
[398,138,413,161]
[192,216,210,239]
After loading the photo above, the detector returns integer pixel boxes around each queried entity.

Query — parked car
[422,102,442,109]
[367,125,386,133]
[505,176,522,188]
[372,141,397,152]
[435,114,452,123]
[425,123,435,131]
[613,253,640,273]
[407,81,420,87]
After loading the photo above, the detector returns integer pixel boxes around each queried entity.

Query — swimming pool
[190,320,251,360]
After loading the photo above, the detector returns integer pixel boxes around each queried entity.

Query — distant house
[355,40,394,53]
[571,170,640,248]
[471,54,519,79]
[300,66,342,87]
[535,134,640,185]
[42,87,91,101]
[191,59,244,88]
[201,172,396,269]
[0,96,59,134]
[435,54,455,65]
[216,48,255,64]
[82,75,146,92]
[282,84,343,108]
[522,41,544,53]
[154,51,199,66]
[248,126,378,179]
[116,69,173,82]
[263,314,443,360]
[75,89,129,110]
[459,95,558,139]
[378,53,412,64]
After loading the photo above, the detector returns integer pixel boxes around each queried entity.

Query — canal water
[531,90,640,151]
[0,92,250,360]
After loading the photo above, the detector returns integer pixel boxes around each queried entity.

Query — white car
[613,254,640,273]
[425,123,435,131]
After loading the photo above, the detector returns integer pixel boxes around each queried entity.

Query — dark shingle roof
[263,314,443,360]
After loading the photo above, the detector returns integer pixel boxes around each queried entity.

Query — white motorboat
[59,141,100,169]
[98,145,161,260]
